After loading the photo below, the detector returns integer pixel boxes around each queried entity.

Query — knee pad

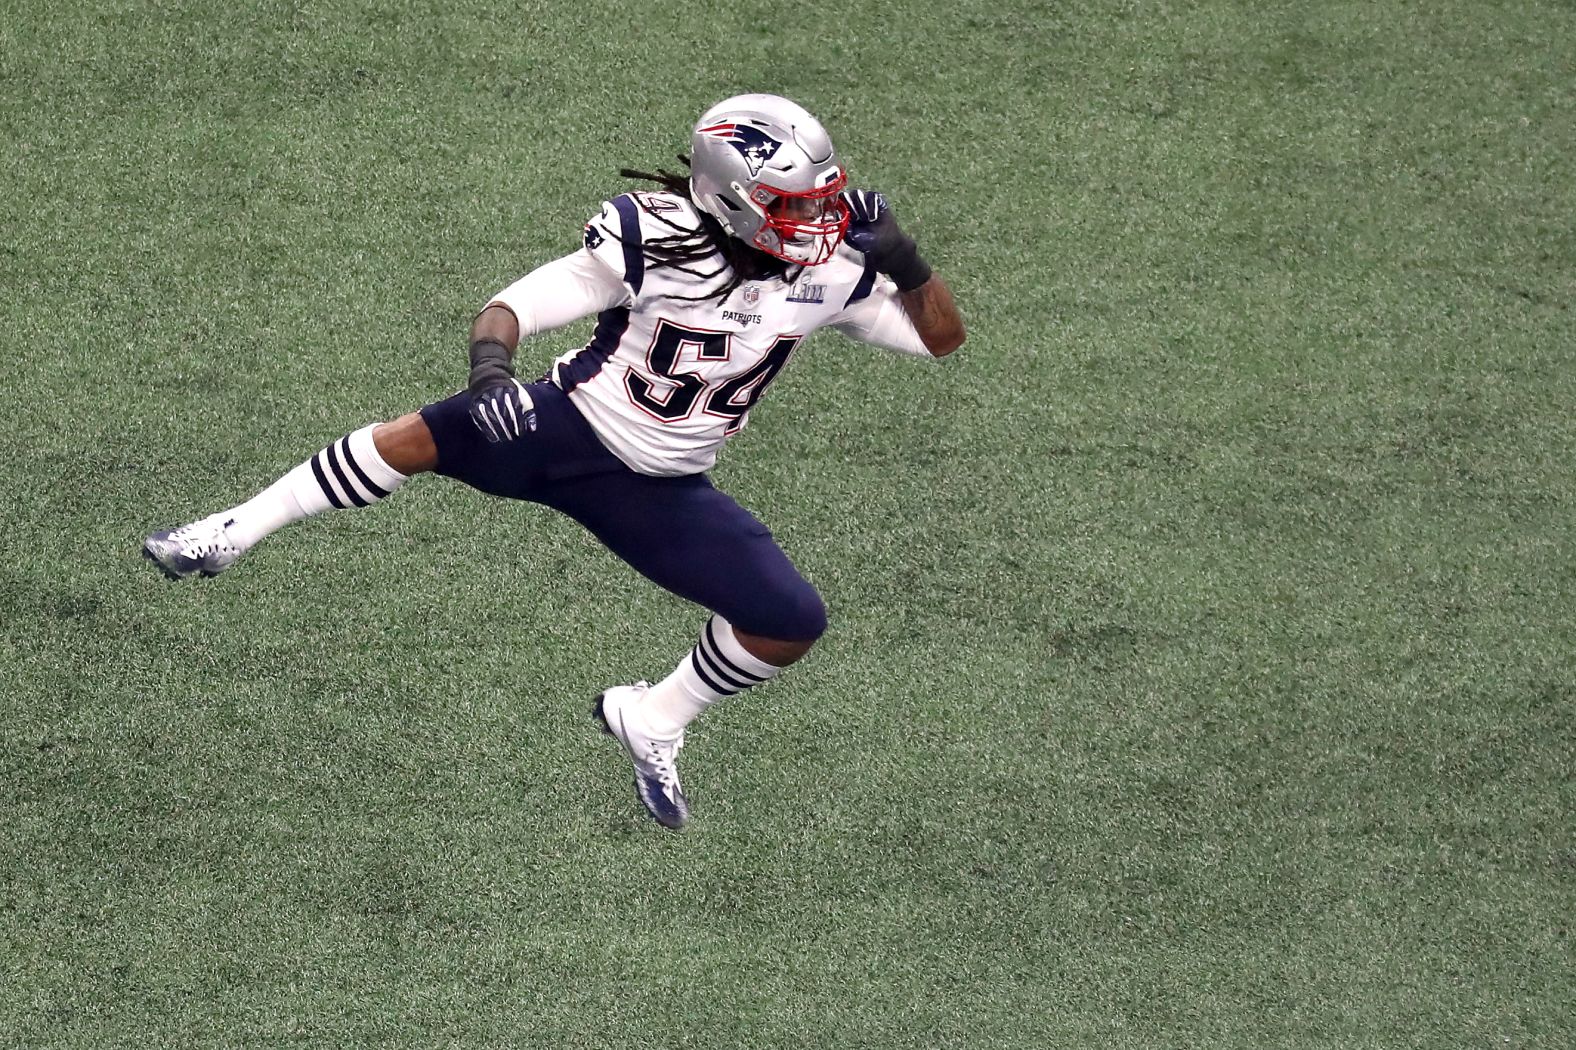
[756,582,827,643]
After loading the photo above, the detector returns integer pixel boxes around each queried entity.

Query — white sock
[639,616,783,737]
[221,425,408,550]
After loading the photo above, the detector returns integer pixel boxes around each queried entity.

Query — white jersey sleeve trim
[828,274,933,358]
[487,249,632,338]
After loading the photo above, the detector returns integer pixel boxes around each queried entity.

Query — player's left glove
[467,338,535,443]
[840,189,933,292]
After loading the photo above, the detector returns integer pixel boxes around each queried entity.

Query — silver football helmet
[689,93,849,266]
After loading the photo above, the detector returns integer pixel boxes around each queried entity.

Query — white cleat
[592,682,690,830]
[142,516,244,579]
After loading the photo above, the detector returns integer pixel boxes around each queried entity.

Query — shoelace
[643,737,684,790]
[170,520,237,559]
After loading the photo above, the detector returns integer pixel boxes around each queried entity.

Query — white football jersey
[538,191,929,476]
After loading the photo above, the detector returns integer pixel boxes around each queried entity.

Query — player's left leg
[142,414,431,578]
[547,472,827,828]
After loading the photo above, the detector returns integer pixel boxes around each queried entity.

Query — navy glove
[841,189,932,292]
[467,339,535,443]
[469,377,535,443]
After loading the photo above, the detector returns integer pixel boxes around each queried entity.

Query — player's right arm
[476,247,633,351]
[472,193,648,355]
[464,233,632,441]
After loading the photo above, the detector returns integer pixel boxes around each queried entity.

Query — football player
[143,93,966,829]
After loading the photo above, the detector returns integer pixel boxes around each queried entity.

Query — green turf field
[3,0,1572,1045]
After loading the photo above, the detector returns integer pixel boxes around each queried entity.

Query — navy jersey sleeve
[583,194,648,301]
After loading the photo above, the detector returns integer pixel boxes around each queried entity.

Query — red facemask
[751,172,850,265]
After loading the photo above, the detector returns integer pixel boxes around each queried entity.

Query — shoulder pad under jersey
[583,191,719,300]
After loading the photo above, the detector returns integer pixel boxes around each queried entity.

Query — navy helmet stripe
[557,307,631,392]
[843,257,878,308]
[612,195,645,296]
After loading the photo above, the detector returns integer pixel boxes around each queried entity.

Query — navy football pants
[418,382,827,642]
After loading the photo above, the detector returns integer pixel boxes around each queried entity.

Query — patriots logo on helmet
[698,122,782,177]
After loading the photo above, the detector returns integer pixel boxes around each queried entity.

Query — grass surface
[3,1,1573,1046]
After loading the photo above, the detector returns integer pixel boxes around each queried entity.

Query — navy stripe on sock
[704,619,768,683]
[339,437,390,500]
[694,640,752,692]
[324,442,369,507]
[689,651,736,697]
[310,453,347,509]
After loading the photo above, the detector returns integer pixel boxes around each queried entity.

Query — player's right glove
[840,189,933,292]
[467,338,535,443]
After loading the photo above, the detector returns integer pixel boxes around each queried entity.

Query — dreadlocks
[617,155,788,304]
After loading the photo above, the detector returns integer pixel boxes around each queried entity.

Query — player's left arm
[842,189,965,357]
[897,275,965,357]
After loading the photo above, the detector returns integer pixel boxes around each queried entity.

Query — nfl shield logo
[742,285,760,307]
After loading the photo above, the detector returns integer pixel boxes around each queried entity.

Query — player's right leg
[141,414,433,579]
[144,379,602,579]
